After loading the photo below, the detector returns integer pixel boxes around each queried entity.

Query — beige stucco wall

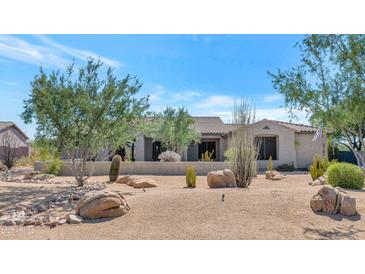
[35,161,232,176]
[251,120,297,169]
[295,133,327,169]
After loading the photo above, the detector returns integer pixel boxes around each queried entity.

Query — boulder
[265,171,284,181]
[207,169,237,188]
[115,175,138,184]
[75,191,130,219]
[318,185,337,213]
[310,194,323,212]
[310,185,357,217]
[115,176,157,188]
[340,195,357,217]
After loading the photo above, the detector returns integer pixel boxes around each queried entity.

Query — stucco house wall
[133,118,327,170]
[295,133,327,169]
[250,120,297,169]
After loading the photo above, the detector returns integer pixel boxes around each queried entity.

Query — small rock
[24,218,36,226]
[3,219,16,226]
[66,214,83,224]
[58,218,67,225]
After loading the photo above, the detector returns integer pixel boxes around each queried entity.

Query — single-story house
[0,122,30,161]
[134,117,328,169]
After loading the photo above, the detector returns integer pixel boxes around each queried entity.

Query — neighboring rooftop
[191,117,233,135]
[0,122,14,129]
[0,121,29,139]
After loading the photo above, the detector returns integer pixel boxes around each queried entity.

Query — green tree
[269,35,365,171]
[22,59,149,186]
[145,107,201,154]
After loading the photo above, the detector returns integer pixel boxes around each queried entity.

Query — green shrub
[224,148,235,162]
[327,163,365,189]
[277,163,295,172]
[48,158,63,176]
[186,165,196,188]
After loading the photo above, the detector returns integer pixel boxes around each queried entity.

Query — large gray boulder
[207,169,236,188]
[76,191,130,219]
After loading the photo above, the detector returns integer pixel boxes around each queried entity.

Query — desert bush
[327,163,365,189]
[276,163,295,172]
[14,156,34,167]
[224,148,235,162]
[231,99,258,188]
[267,156,273,172]
[158,151,181,162]
[109,155,122,182]
[48,157,63,176]
[186,165,196,188]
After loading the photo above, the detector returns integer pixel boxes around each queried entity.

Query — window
[256,136,277,160]
[198,142,216,159]
[152,141,164,161]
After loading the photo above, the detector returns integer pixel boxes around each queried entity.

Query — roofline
[0,123,29,140]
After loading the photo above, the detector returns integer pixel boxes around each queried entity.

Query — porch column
[135,133,145,161]
[219,138,224,161]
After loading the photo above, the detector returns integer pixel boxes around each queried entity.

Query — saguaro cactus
[109,155,122,182]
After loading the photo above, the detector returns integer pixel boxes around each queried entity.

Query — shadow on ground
[303,225,365,240]
[0,185,71,209]
[312,211,361,221]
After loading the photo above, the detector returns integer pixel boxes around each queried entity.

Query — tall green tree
[22,59,149,185]
[145,107,201,154]
[269,35,365,171]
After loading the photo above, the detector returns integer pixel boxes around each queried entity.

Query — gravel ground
[1,174,365,240]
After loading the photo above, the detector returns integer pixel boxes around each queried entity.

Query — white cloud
[36,35,121,68]
[195,95,234,108]
[0,35,121,68]
[149,84,166,101]
[0,80,18,86]
[170,90,201,102]
[256,108,308,123]
[0,35,69,68]
[263,94,283,102]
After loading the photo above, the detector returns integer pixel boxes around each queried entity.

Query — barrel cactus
[309,154,325,181]
[186,165,196,188]
[109,155,122,182]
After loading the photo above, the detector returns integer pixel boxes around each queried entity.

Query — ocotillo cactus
[186,165,196,188]
[109,155,122,182]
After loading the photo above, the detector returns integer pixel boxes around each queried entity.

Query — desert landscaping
[1,169,365,240]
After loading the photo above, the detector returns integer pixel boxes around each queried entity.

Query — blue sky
[0,34,307,139]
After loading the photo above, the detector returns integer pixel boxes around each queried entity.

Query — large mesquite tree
[145,107,201,154]
[22,59,149,186]
[269,35,365,172]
